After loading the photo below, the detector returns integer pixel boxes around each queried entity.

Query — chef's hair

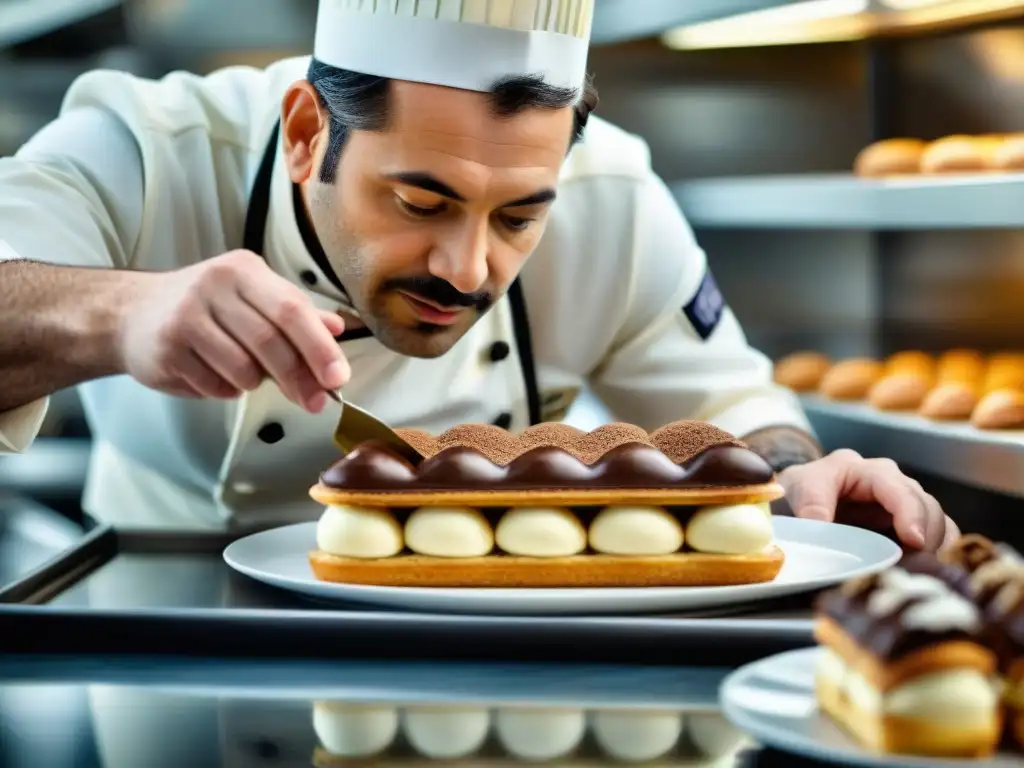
[306,58,599,184]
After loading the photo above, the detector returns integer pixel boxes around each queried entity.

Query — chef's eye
[397,196,446,217]
[500,213,534,232]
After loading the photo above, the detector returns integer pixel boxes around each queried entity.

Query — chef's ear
[280,80,331,184]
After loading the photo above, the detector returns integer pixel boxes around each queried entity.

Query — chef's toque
[314,0,594,93]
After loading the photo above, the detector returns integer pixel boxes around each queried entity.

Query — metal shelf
[590,0,803,45]
[802,395,1024,498]
[0,0,120,49]
[672,173,1024,230]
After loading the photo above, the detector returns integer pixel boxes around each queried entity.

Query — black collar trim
[291,182,351,301]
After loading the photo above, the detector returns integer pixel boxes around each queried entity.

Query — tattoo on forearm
[741,426,824,474]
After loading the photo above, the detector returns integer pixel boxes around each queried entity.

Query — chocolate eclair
[905,536,1024,750]
[814,564,1002,757]
[306,420,786,588]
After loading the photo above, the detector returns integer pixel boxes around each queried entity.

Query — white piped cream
[588,506,684,556]
[405,507,494,558]
[496,507,587,557]
[317,505,403,559]
[685,504,773,555]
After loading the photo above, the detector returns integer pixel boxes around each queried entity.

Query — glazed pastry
[990,134,1024,172]
[868,373,932,412]
[906,536,1024,750]
[814,565,1002,757]
[774,351,831,392]
[308,420,785,588]
[918,381,980,421]
[819,359,885,401]
[920,135,1000,174]
[884,351,934,376]
[936,349,985,385]
[971,389,1024,430]
[853,138,926,177]
[983,354,1024,393]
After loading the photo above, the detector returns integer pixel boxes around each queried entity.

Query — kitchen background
[2,0,1023,544]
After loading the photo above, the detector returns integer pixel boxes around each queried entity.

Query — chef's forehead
[381,79,576,167]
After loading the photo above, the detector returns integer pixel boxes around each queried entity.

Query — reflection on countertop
[0,658,829,767]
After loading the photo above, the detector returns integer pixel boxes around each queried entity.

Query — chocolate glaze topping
[816,563,984,661]
[321,420,773,492]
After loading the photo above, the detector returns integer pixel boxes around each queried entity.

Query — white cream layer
[317,502,773,559]
[816,647,999,725]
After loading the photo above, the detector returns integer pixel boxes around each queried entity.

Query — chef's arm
[588,173,819,469]
[0,107,143,451]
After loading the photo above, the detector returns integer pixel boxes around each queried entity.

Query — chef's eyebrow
[386,172,466,201]
[386,172,557,208]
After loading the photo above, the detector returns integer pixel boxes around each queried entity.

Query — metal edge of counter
[0,524,815,665]
[0,506,114,604]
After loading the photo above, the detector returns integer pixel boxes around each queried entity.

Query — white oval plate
[222,517,900,615]
[720,647,1019,768]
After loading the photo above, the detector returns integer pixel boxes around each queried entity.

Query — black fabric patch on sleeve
[682,268,726,341]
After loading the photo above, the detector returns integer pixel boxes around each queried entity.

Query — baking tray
[0,518,816,664]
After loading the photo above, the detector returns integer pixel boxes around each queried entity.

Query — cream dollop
[495,709,585,761]
[495,507,587,558]
[316,505,403,559]
[402,707,490,759]
[312,702,398,757]
[591,710,683,762]
[685,504,773,555]
[588,506,684,556]
[404,507,494,558]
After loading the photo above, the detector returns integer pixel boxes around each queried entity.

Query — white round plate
[720,647,1018,768]
[222,517,900,615]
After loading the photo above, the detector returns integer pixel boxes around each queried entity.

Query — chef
[0,0,955,549]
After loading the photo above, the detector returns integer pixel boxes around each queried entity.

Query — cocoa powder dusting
[394,419,741,466]
[649,421,743,464]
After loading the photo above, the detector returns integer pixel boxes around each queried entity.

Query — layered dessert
[307,420,785,588]
[814,564,1002,757]
[905,535,1024,750]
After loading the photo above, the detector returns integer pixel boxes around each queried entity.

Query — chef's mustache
[384,276,493,312]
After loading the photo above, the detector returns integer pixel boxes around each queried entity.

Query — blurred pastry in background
[853,138,926,177]
[919,382,980,421]
[774,351,831,392]
[991,133,1024,171]
[971,389,1024,430]
[884,350,934,376]
[819,358,884,400]
[936,349,986,385]
[983,353,1024,393]
[920,135,1000,174]
[868,373,933,412]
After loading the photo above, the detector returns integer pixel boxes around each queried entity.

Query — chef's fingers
[853,459,928,550]
[213,298,326,413]
[238,278,351,391]
[777,457,843,522]
[319,310,346,338]
[940,515,962,551]
[176,349,240,399]
[914,487,949,552]
[189,314,265,393]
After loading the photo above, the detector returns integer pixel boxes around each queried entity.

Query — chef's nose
[428,219,489,294]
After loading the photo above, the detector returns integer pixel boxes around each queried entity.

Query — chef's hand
[118,249,351,413]
[778,449,960,552]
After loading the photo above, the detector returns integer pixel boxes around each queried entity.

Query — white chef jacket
[0,56,809,531]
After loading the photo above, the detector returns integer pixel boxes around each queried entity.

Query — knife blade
[324,390,423,466]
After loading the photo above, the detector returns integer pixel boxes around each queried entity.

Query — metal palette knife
[324,390,423,466]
